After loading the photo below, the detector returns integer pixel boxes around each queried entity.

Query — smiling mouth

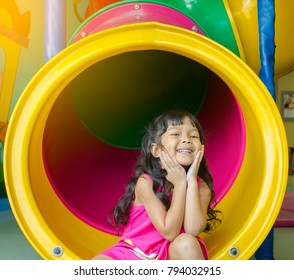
[177,149,193,154]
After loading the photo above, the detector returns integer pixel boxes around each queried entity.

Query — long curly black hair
[109,109,222,234]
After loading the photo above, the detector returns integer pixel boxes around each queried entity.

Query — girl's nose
[182,139,191,144]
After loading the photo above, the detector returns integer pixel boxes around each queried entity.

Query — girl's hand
[159,150,187,187]
[186,145,204,182]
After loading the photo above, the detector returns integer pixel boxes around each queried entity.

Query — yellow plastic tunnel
[4,20,288,260]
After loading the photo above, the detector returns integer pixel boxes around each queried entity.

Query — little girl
[92,109,221,260]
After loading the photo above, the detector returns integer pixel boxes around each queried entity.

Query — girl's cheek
[196,143,202,154]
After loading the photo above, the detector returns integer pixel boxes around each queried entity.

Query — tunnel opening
[42,50,245,234]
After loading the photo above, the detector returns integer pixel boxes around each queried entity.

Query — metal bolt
[229,246,239,257]
[80,31,87,38]
[52,246,63,257]
[134,4,140,10]
[192,26,199,32]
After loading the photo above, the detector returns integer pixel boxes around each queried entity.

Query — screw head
[192,26,199,32]
[229,246,239,257]
[52,246,63,257]
[134,4,140,10]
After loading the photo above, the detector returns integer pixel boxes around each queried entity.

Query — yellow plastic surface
[0,1,30,123]
[4,22,288,259]
[226,0,294,78]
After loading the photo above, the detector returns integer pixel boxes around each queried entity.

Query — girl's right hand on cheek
[159,150,187,187]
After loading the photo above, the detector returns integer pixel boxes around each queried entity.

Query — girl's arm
[135,151,187,241]
[184,179,211,236]
[184,146,211,236]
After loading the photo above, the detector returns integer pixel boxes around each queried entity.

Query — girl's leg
[168,233,204,260]
[91,254,113,260]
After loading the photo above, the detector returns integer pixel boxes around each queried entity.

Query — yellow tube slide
[4,23,288,259]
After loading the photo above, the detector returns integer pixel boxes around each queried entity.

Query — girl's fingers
[159,151,169,170]
[160,150,186,185]
[163,151,181,170]
[160,151,174,171]
[163,153,175,170]
[196,145,204,163]
[187,145,204,177]
[160,150,180,171]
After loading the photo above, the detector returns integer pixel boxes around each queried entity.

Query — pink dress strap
[141,173,153,182]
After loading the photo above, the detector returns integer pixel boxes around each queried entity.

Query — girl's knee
[169,233,204,259]
[173,233,199,249]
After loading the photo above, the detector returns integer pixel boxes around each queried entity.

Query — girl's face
[159,116,202,167]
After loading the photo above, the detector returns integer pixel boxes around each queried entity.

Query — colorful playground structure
[1,0,293,259]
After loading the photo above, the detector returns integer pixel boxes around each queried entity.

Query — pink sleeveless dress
[99,175,209,260]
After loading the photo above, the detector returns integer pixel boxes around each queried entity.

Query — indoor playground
[0,0,294,260]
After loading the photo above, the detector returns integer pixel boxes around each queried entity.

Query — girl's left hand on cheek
[186,145,204,182]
